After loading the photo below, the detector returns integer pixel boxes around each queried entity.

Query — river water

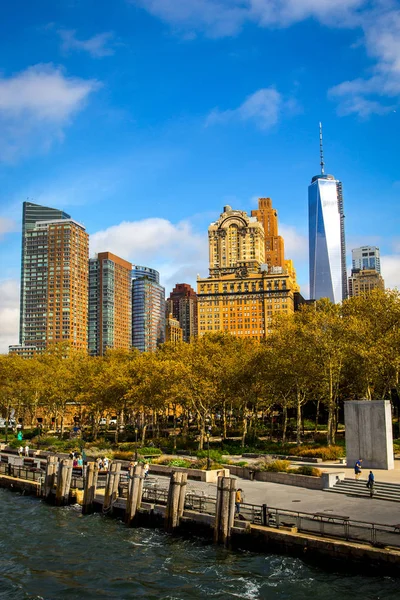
[0,489,397,600]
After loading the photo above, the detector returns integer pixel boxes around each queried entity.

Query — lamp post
[206,425,212,470]
[134,426,138,461]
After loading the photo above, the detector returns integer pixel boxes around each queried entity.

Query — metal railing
[0,462,43,482]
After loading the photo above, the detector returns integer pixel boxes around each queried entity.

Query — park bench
[313,512,349,523]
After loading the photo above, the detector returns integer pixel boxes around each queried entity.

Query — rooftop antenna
[319,122,325,175]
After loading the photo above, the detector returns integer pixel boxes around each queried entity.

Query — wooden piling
[55,459,73,506]
[125,463,144,526]
[44,455,58,500]
[165,471,183,531]
[103,461,121,513]
[82,461,99,515]
[177,472,188,519]
[214,476,236,545]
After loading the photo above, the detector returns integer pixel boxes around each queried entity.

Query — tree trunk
[222,403,227,440]
[60,413,65,437]
[241,410,247,448]
[296,391,302,446]
[314,400,320,435]
[141,423,147,446]
[282,401,288,444]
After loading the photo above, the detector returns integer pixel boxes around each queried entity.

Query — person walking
[354,458,362,480]
[18,446,23,457]
[235,488,242,516]
[367,470,375,498]
[143,463,149,479]
[24,444,29,457]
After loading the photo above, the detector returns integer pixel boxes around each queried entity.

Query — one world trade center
[308,124,347,303]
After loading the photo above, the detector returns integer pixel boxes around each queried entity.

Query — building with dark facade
[167,283,198,342]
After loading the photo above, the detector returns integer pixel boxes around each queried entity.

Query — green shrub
[196,449,223,461]
[265,460,290,473]
[167,459,192,468]
[293,466,322,477]
[235,461,248,467]
[138,446,161,456]
[113,451,134,461]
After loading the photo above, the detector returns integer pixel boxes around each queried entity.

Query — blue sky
[0,0,400,352]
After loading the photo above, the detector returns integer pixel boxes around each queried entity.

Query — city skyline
[1,0,400,352]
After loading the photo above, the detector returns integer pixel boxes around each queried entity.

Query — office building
[131,265,165,352]
[88,252,132,356]
[197,204,298,339]
[165,313,183,344]
[348,269,385,297]
[167,283,198,342]
[16,205,88,352]
[251,197,285,269]
[308,124,347,303]
[352,246,381,274]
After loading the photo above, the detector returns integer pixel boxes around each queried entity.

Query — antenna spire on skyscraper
[319,122,325,175]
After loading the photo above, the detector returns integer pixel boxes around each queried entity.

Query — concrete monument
[345,400,394,470]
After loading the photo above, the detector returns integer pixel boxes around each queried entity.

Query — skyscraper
[197,204,299,339]
[89,252,132,356]
[308,124,347,303]
[352,246,381,274]
[16,206,88,353]
[20,201,71,345]
[131,266,165,352]
[167,283,198,342]
[251,197,285,269]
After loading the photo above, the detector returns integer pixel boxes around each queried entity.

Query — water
[0,490,397,600]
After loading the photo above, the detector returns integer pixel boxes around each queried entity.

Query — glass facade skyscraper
[308,176,347,303]
[131,265,165,352]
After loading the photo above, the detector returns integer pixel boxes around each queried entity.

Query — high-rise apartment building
[88,252,132,356]
[251,197,285,269]
[197,204,298,340]
[348,269,385,297]
[352,246,381,274]
[20,201,71,345]
[15,206,88,353]
[167,283,198,342]
[308,125,347,303]
[131,266,165,352]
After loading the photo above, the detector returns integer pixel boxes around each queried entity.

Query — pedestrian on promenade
[24,444,29,457]
[103,457,109,471]
[354,459,362,480]
[18,446,23,457]
[144,463,149,479]
[235,488,242,515]
[367,470,375,497]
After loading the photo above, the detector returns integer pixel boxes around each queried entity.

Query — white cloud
[0,217,17,239]
[133,0,366,37]
[206,87,295,130]
[380,254,400,290]
[0,64,99,162]
[90,217,209,291]
[58,29,116,58]
[0,279,20,354]
[329,8,400,116]
[280,223,308,262]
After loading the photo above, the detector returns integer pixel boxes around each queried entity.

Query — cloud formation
[0,279,20,354]
[206,87,296,130]
[133,0,366,37]
[134,0,400,117]
[0,64,99,161]
[90,217,209,290]
[58,29,116,58]
[0,217,17,239]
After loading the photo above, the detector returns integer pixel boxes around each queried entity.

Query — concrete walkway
[147,471,400,527]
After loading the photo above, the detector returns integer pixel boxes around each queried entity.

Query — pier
[1,451,400,575]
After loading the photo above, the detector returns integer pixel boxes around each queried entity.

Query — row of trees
[1,289,400,448]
